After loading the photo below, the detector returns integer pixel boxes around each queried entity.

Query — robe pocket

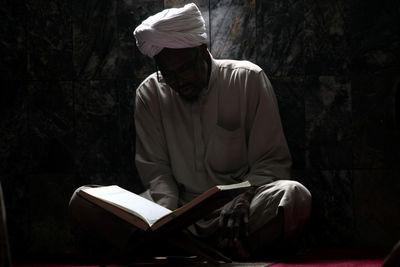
[206,125,248,173]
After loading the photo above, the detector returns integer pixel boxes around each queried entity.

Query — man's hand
[218,186,257,256]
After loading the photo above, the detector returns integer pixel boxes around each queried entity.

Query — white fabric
[190,180,311,239]
[134,54,293,210]
[133,3,207,57]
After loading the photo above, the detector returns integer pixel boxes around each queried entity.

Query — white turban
[133,3,207,57]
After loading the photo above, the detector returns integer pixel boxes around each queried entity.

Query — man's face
[155,46,209,102]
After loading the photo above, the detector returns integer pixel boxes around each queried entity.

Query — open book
[77,181,251,232]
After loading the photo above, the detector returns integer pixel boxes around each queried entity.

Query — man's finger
[227,214,238,246]
[243,213,249,236]
[233,217,241,242]
[227,216,235,228]
[219,211,228,228]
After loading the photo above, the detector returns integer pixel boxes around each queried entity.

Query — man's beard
[178,86,205,103]
[179,92,200,103]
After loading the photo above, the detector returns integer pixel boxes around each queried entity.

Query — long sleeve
[244,70,292,186]
[134,79,179,210]
[133,58,291,205]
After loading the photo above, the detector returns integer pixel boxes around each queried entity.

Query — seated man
[69,3,311,261]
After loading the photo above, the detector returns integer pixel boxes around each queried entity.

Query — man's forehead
[155,47,197,68]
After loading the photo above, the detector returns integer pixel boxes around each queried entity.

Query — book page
[216,181,251,190]
[82,186,171,226]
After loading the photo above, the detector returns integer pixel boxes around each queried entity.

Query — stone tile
[116,79,147,193]
[117,80,145,192]
[74,80,123,180]
[117,0,164,79]
[72,0,118,80]
[26,0,74,80]
[164,0,210,47]
[352,70,400,169]
[297,170,355,247]
[270,77,305,169]
[27,51,74,81]
[353,170,400,247]
[118,80,139,178]
[210,0,256,61]
[256,0,304,76]
[72,0,163,80]
[349,0,400,74]
[0,48,27,80]
[305,75,352,169]
[304,0,350,76]
[0,0,26,80]
[27,81,75,173]
[26,0,73,54]
[0,81,30,176]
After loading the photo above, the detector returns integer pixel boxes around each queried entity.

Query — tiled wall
[1,0,399,261]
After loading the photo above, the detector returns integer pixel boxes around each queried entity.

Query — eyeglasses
[156,50,200,86]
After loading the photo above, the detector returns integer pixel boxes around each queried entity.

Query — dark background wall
[1,0,399,263]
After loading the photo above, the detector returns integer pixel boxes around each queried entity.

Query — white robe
[134,54,310,238]
[135,54,292,208]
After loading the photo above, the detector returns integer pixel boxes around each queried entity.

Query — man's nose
[177,76,187,86]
